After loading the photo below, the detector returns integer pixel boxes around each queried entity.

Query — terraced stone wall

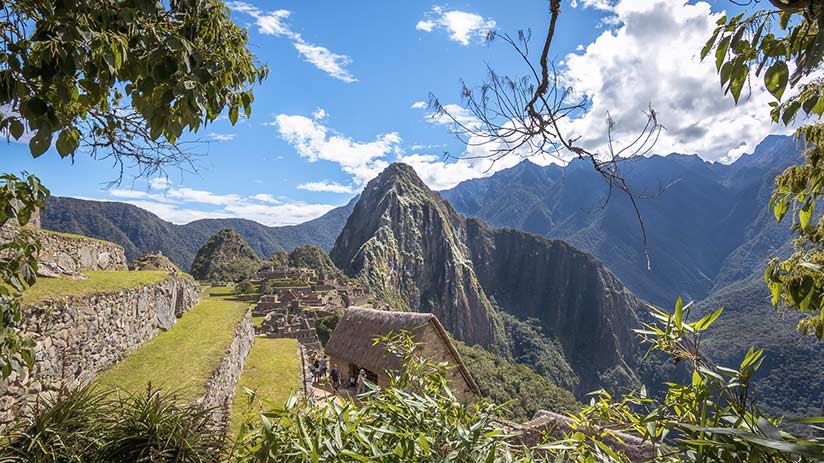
[0,275,198,427]
[197,310,254,430]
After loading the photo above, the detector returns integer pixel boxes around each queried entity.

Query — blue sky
[4,0,773,226]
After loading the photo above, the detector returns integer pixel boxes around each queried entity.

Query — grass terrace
[252,315,266,328]
[95,287,249,400]
[230,337,301,435]
[23,270,171,305]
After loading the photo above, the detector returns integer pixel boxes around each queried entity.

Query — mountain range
[39,134,824,416]
[441,134,801,307]
[40,196,357,271]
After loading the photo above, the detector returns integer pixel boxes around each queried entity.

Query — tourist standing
[330,364,340,391]
[312,356,321,383]
[356,368,366,394]
[320,356,328,379]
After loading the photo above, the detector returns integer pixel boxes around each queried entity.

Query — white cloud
[560,0,788,162]
[570,0,618,10]
[105,181,337,226]
[227,2,356,83]
[252,193,282,204]
[411,101,427,109]
[297,181,356,194]
[416,6,496,46]
[293,43,356,83]
[148,177,171,190]
[274,113,400,185]
[312,107,328,120]
[208,132,236,142]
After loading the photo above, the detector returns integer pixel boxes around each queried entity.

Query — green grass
[23,270,171,305]
[251,315,266,328]
[95,287,249,400]
[230,337,301,435]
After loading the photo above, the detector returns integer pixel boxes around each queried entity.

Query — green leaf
[715,36,731,71]
[764,61,789,100]
[229,105,239,125]
[701,30,719,60]
[729,62,749,104]
[29,130,52,157]
[8,119,23,140]
[694,307,724,331]
[674,296,684,330]
[782,100,801,125]
[55,128,80,157]
[800,201,814,230]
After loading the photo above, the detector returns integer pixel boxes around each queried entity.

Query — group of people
[309,353,368,394]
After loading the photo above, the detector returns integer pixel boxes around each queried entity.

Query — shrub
[545,298,824,463]
[1,386,224,463]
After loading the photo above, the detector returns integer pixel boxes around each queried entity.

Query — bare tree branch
[429,0,666,269]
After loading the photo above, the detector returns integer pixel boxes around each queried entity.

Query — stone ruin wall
[0,275,199,427]
[0,225,128,273]
[196,310,254,430]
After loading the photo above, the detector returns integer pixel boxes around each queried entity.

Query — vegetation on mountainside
[190,228,260,283]
[40,196,356,271]
[493,310,579,392]
[0,173,48,379]
[96,287,248,400]
[1,386,222,463]
[22,270,171,305]
[287,244,341,276]
[128,253,180,273]
[230,338,301,436]
[314,310,343,346]
[455,342,579,423]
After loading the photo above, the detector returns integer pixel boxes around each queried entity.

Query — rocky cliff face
[332,163,643,393]
[331,163,498,347]
[191,228,260,282]
[465,220,642,392]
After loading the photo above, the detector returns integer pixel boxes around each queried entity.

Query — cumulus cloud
[227,2,356,83]
[411,101,427,109]
[416,6,495,46]
[106,180,336,226]
[297,181,356,194]
[561,0,788,162]
[274,113,400,185]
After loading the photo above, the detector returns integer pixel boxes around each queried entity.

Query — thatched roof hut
[325,306,480,400]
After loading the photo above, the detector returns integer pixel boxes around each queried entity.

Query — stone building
[324,307,480,402]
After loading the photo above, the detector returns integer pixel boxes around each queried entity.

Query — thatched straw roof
[325,306,479,394]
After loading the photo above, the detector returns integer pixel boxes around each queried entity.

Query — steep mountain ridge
[331,163,498,348]
[41,196,357,272]
[331,162,643,394]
